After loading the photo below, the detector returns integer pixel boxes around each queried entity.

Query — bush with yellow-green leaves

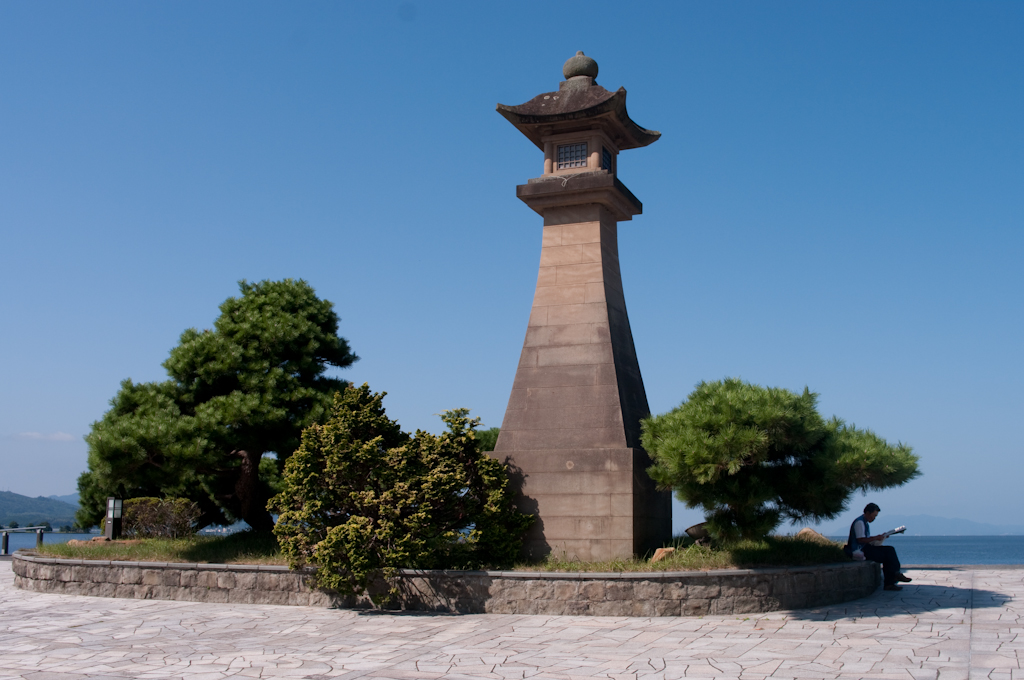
[269,384,533,604]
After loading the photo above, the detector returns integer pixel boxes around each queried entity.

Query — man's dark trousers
[863,545,901,586]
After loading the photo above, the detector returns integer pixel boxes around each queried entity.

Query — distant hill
[0,491,79,527]
[48,493,80,507]
[801,514,1024,537]
[872,515,1024,536]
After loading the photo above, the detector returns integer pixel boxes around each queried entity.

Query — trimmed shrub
[121,497,201,538]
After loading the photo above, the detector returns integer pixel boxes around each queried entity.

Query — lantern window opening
[557,142,588,169]
[602,147,613,172]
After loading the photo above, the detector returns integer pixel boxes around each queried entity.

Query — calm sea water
[3,532,96,553]
[5,533,1024,565]
[829,535,1024,565]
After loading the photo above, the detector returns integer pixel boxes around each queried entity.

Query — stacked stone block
[14,553,880,616]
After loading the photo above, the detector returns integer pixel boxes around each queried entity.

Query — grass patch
[34,530,285,565]
[515,535,849,572]
[33,532,847,572]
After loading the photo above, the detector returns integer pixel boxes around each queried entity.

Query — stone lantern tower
[493,52,672,561]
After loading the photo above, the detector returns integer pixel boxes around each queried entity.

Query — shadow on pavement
[788,583,1009,620]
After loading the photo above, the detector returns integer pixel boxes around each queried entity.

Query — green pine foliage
[475,427,500,453]
[77,279,356,532]
[642,378,920,542]
[269,385,533,604]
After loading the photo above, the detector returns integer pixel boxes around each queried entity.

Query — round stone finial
[562,50,598,80]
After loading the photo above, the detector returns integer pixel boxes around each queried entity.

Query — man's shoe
[897,574,912,582]
[884,584,903,591]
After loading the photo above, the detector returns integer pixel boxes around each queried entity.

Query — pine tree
[642,378,920,541]
[76,279,356,531]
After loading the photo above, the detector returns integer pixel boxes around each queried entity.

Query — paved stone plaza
[2,561,1022,680]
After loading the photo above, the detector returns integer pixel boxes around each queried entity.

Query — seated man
[848,503,912,591]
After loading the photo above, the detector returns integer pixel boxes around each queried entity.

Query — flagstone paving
[1,560,1022,680]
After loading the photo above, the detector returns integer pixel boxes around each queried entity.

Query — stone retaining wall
[13,552,880,616]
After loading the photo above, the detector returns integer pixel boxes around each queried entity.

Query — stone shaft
[494,199,671,561]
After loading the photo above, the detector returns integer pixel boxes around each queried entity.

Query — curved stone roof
[497,81,660,151]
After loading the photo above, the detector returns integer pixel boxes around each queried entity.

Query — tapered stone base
[502,447,670,562]
[493,188,671,561]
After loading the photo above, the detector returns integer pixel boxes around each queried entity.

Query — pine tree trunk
[234,449,274,533]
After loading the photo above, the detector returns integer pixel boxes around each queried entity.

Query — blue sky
[1,2,1021,533]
